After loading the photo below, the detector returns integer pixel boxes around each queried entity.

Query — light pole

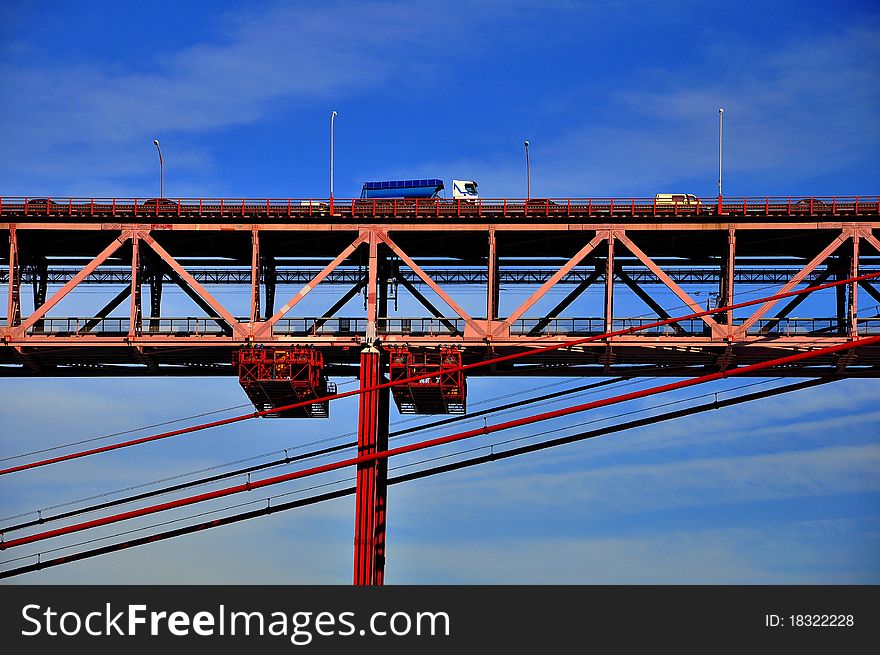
[330,110,338,201]
[524,140,530,200]
[718,108,723,198]
[152,139,164,198]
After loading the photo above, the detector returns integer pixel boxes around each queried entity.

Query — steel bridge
[2,194,880,583]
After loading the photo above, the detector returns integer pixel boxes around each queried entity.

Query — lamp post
[524,140,530,200]
[718,108,723,198]
[152,139,164,198]
[330,111,338,202]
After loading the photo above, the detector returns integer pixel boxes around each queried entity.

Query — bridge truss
[2,195,880,583]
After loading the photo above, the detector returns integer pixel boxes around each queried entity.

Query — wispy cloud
[0,1,480,193]
[391,517,880,583]
[400,442,880,520]
[409,24,880,196]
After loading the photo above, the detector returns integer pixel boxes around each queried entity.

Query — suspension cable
[1,335,874,553]
[2,270,877,478]
[0,377,836,579]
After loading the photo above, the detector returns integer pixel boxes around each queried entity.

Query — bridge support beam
[487,228,499,324]
[604,234,615,334]
[128,235,142,338]
[6,226,21,327]
[353,345,390,585]
[850,235,859,337]
[250,229,261,323]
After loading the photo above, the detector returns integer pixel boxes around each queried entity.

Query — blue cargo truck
[360,178,478,200]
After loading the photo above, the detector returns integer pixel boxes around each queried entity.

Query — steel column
[723,227,735,335]
[128,235,142,338]
[353,345,388,586]
[263,256,276,320]
[373,372,390,586]
[366,231,379,344]
[6,226,21,327]
[148,262,163,334]
[850,235,859,337]
[31,257,47,333]
[604,233,615,334]
[487,228,499,323]
[250,229,261,324]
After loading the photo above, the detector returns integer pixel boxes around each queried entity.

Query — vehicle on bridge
[360,178,478,200]
[654,193,699,206]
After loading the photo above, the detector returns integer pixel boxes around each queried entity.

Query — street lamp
[524,140,530,200]
[330,110,338,201]
[152,139,164,198]
[718,108,723,198]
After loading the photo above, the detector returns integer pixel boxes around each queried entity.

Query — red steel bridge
[2,194,880,583]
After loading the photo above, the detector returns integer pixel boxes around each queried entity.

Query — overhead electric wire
[2,270,878,478]
[0,376,837,579]
[2,333,875,553]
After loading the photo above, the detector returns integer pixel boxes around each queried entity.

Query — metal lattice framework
[3,193,880,585]
[2,195,879,378]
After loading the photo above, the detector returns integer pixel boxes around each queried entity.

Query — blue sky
[1,0,879,584]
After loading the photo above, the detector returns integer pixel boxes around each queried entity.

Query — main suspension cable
[0,377,836,579]
[2,270,877,478]
[2,335,875,552]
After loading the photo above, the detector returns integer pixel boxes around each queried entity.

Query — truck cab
[452,179,479,200]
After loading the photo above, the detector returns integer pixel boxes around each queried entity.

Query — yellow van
[654,193,699,206]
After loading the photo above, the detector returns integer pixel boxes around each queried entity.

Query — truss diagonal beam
[757,269,833,335]
[736,230,850,337]
[259,232,369,335]
[861,229,880,255]
[14,233,128,336]
[377,231,483,336]
[301,279,367,335]
[498,232,606,335]
[395,272,462,336]
[527,273,601,336]
[859,280,880,307]
[616,267,686,335]
[80,286,132,334]
[157,263,233,335]
[141,233,240,335]
[616,232,721,335]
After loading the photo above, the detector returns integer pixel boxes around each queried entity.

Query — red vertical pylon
[353,344,389,585]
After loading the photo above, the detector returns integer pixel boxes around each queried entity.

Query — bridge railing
[12,316,880,338]
[1,195,878,220]
[22,317,229,336]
